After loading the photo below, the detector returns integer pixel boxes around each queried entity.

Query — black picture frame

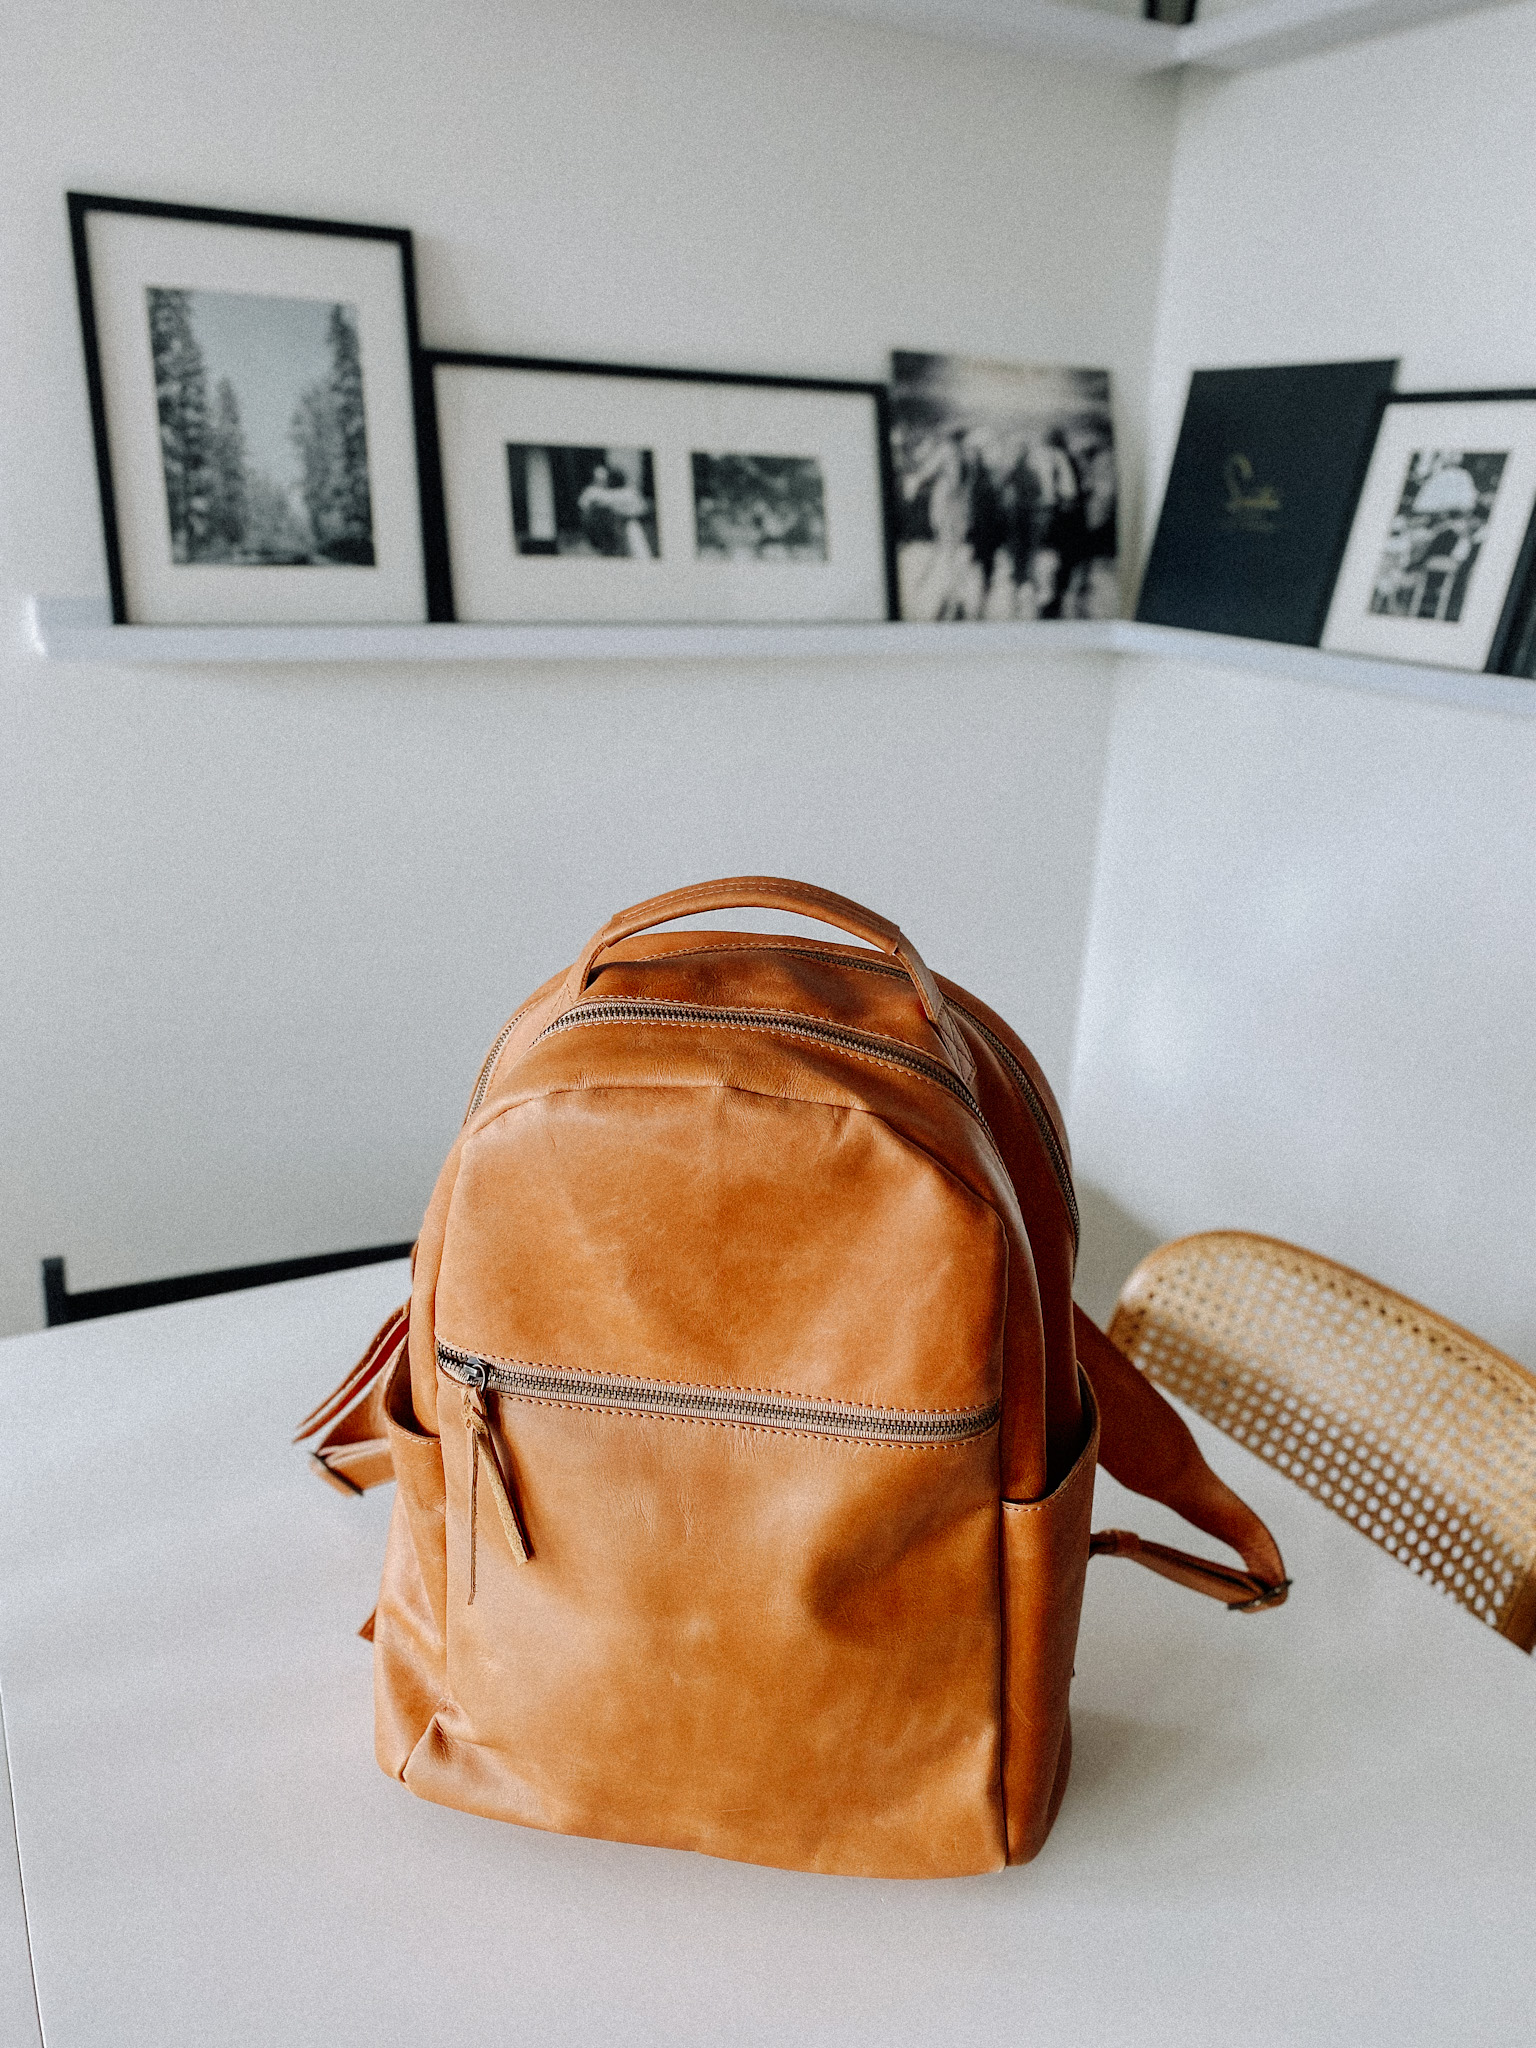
[419,349,899,624]
[1321,385,1536,675]
[67,190,439,624]
[1363,386,1536,676]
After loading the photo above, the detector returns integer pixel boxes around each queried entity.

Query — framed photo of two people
[423,353,897,624]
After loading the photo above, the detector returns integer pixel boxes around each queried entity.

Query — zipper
[530,996,987,1124]
[465,998,539,1123]
[456,1358,531,1591]
[948,1005,1079,1256]
[468,950,1077,1252]
[751,947,1078,1255]
[613,947,1079,1254]
[438,1342,1001,1448]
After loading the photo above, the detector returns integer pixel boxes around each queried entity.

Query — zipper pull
[461,1364,530,1598]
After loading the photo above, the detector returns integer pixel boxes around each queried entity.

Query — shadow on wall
[1072,1181,1161,1328]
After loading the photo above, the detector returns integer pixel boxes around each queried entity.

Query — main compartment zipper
[697,947,1080,1256]
[438,1342,1002,1448]
[466,952,1078,1250]
[949,1004,1079,1255]
[530,996,987,1123]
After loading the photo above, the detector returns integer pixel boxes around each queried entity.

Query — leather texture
[300,877,1286,1877]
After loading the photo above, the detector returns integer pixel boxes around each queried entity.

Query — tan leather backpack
[298,877,1287,1877]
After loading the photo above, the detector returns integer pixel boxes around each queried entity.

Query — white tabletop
[1,1262,1531,2048]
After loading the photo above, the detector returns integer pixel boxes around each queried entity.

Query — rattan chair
[1108,1231,1536,1652]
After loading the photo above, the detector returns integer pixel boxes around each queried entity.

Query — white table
[1,1263,1531,2047]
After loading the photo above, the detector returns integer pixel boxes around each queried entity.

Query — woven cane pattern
[1109,1233,1536,1644]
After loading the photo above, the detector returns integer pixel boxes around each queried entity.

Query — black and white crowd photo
[506,444,660,558]
[889,351,1118,621]
[148,287,374,567]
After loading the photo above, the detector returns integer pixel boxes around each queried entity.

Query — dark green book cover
[1137,359,1398,644]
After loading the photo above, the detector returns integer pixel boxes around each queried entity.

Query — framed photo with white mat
[423,351,897,624]
[1322,389,1536,672]
[69,191,435,625]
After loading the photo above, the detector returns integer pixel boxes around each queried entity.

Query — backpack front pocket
[405,1353,1009,1878]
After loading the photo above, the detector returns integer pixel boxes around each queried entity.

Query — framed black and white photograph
[68,192,434,625]
[889,351,1119,622]
[423,352,896,624]
[1322,390,1536,672]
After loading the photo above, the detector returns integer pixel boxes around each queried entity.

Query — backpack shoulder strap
[1074,1304,1290,1611]
[293,1302,409,1494]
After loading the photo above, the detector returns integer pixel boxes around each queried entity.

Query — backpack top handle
[559,875,978,1091]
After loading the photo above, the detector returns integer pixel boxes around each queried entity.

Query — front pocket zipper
[457,1369,530,1594]
[437,1344,1000,1590]
[439,1342,1002,1448]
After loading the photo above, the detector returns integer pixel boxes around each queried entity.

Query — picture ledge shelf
[28,597,1536,718]
[796,0,1504,76]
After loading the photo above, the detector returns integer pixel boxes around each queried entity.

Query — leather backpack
[298,877,1288,1878]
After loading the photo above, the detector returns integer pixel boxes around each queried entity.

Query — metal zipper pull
[461,1363,530,1597]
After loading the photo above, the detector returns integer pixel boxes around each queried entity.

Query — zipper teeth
[437,1343,1000,1446]
[705,946,1079,1253]
[465,1002,538,1122]
[466,1011,528,1114]
[950,1007,1080,1255]
[470,947,1076,1249]
[531,997,987,1122]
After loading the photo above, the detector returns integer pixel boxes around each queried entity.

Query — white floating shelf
[787,0,1507,73]
[1114,619,1536,719]
[29,596,1535,717]
[27,598,1122,667]
[793,1,1178,72]
[1178,0,1493,70]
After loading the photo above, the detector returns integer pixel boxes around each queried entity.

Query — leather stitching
[1000,1412,1099,1514]
[464,1082,1016,1327]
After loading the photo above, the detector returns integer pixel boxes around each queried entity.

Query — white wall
[0,0,1178,1334]
[1069,4,1536,1364]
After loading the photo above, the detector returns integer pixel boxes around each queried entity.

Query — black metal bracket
[41,1242,413,1327]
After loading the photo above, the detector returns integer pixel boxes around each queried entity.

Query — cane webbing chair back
[1109,1232,1536,1652]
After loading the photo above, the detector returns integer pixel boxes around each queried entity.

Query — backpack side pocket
[375,1349,450,1777]
[1000,1373,1098,1863]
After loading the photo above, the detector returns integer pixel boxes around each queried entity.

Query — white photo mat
[1323,396,1536,671]
[80,206,427,624]
[430,359,892,624]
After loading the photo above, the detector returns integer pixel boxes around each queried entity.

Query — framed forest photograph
[423,351,897,625]
[69,193,434,625]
